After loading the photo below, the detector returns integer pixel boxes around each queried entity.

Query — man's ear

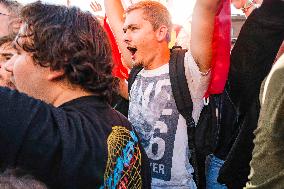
[156,25,169,42]
[47,69,65,81]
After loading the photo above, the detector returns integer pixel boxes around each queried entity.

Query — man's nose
[123,31,131,44]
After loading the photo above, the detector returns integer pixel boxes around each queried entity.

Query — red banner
[205,0,231,97]
[104,17,129,80]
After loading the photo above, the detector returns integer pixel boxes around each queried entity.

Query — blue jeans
[205,154,227,189]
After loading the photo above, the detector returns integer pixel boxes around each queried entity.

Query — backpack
[127,47,238,188]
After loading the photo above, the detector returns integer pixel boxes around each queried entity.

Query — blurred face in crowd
[0,3,11,37]
[0,40,16,89]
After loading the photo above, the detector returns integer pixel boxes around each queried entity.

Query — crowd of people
[0,0,283,188]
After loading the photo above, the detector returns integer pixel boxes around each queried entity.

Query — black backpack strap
[169,49,193,123]
[128,65,143,94]
[169,49,200,187]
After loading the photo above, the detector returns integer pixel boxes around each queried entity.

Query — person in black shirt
[216,0,284,188]
[0,2,151,189]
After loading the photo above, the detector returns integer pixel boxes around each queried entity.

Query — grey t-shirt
[128,52,211,189]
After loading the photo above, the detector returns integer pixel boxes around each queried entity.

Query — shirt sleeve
[0,87,60,172]
[184,51,211,123]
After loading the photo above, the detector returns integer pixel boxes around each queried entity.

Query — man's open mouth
[127,46,137,56]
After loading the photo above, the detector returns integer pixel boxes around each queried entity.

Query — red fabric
[103,17,129,80]
[205,0,231,97]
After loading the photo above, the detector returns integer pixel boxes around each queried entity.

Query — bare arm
[119,78,129,100]
[191,0,221,73]
[104,0,132,68]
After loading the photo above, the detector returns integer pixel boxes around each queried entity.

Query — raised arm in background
[191,0,221,73]
[104,0,132,68]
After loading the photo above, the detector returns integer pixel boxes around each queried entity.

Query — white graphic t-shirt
[128,52,211,189]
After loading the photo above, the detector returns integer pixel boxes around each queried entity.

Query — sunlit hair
[125,1,172,33]
[17,1,117,103]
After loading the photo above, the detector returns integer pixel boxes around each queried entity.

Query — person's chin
[131,60,143,68]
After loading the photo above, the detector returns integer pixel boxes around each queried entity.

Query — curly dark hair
[17,1,117,103]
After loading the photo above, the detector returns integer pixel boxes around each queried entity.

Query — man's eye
[5,56,12,60]
[0,54,13,61]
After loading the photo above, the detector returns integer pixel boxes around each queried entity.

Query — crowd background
[0,0,283,188]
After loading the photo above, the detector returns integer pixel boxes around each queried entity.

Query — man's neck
[143,46,171,70]
[50,85,93,107]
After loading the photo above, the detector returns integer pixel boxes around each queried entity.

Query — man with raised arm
[104,0,220,188]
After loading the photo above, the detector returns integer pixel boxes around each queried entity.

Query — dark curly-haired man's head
[5,1,116,104]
